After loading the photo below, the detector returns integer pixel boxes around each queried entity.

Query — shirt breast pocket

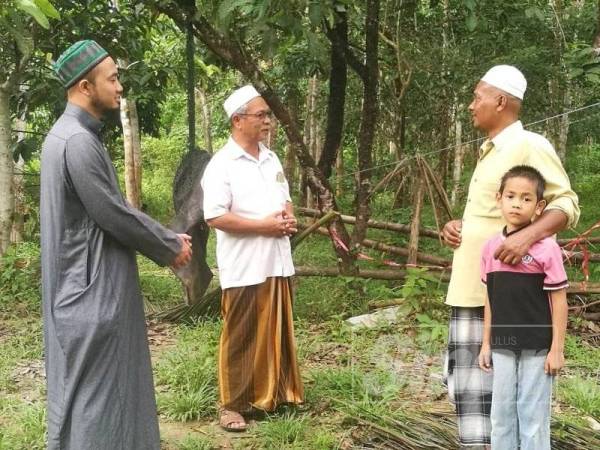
[473,181,501,217]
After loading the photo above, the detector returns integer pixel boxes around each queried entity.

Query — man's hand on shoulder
[493,229,533,265]
[171,234,192,269]
[441,219,462,248]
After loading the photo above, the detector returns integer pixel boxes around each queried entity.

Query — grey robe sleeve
[64,132,181,266]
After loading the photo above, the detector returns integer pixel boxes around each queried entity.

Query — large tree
[0,0,59,256]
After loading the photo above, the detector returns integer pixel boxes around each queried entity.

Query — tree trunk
[551,0,570,162]
[335,149,344,197]
[297,206,440,239]
[319,10,348,179]
[120,96,142,209]
[0,88,14,255]
[195,86,212,153]
[283,90,301,195]
[407,178,425,264]
[595,0,600,54]
[284,142,297,195]
[11,156,25,244]
[10,116,26,243]
[450,103,465,207]
[556,85,570,162]
[305,75,319,209]
[267,116,278,150]
[186,19,196,153]
[351,0,380,247]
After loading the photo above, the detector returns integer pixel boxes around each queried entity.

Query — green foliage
[158,382,216,422]
[0,243,41,315]
[400,267,443,300]
[365,268,447,353]
[177,434,217,450]
[564,334,600,371]
[414,313,446,352]
[138,256,185,311]
[251,413,349,450]
[155,320,220,422]
[13,0,59,29]
[253,412,309,449]
[0,318,43,392]
[0,398,46,450]
[138,133,186,222]
[558,376,600,418]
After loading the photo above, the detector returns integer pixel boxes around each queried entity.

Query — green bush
[140,133,187,223]
[558,375,600,418]
[0,243,41,316]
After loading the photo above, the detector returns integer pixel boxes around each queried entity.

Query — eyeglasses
[237,111,273,120]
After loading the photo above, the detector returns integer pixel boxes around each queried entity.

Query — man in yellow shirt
[441,65,579,447]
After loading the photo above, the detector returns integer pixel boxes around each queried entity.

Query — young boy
[478,165,568,450]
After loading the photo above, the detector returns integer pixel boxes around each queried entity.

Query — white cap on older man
[223,84,261,118]
[481,65,527,100]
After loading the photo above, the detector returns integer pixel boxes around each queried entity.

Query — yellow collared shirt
[445,120,579,307]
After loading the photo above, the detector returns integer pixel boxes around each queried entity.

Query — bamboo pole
[291,211,338,249]
[297,207,440,239]
[297,223,451,266]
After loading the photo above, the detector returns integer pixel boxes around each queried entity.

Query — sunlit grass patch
[253,412,308,449]
[155,319,220,422]
[177,433,218,450]
[0,398,46,450]
[158,381,217,422]
[252,412,340,449]
[564,334,600,372]
[557,375,600,418]
[0,318,43,393]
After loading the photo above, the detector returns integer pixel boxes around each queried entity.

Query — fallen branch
[298,208,600,249]
[298,223,451,267]
[563,250,600,263]
[558,236,600,246]
[362,238,450,267]
[569,298,600,311]
[297,207,440,239]
[295,266,450,282]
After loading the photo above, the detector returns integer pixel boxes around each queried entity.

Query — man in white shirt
[201,85,304,432]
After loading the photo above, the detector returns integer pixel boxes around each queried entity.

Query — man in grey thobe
[40,40,192,449]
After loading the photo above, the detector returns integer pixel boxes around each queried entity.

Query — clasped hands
[262,210,298,237]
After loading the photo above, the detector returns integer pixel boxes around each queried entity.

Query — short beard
[90,95,120,121]
[103,106,121,125]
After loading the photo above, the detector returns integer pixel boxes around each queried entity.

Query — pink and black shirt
[480,227,568,351]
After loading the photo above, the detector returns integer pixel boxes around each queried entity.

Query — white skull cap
[223,85,261,118]
[481,65,527,100]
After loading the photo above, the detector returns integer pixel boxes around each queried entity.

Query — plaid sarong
[444,306,492,446]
